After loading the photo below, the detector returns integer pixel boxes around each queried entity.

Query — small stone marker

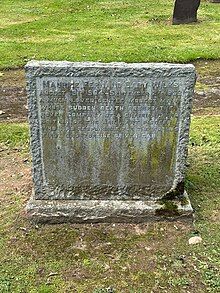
[172,0,201,25]
[25,61,196,223]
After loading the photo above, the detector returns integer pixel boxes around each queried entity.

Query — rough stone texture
[26,192,193,223]
[172,0,201,25]
[25,61,196,222]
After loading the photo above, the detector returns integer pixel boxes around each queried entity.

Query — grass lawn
[0,0,220,69]
[0,115,220,292]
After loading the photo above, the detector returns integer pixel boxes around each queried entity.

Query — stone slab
[25,61,196,204]
[26,192,193,223]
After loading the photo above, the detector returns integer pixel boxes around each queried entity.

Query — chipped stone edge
[26,191,193,224]
[25,61,197,201]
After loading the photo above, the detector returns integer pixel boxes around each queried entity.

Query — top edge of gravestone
[25,60,195,72]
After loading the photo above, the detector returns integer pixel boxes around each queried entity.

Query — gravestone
[25,61,196,223]
[172,0,201,25]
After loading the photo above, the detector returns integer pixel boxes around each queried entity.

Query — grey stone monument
[25,61,196,223]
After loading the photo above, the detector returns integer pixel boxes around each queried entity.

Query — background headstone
[172,0,201,25]
[25,61,196,223]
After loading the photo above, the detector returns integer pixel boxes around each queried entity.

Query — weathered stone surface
[172,0,201,25]
[27,192,193,224]
[25,61,196,222]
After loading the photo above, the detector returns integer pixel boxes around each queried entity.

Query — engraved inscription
[36,76,182,200]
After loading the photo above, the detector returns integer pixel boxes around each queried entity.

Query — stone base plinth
[26,193,193,224]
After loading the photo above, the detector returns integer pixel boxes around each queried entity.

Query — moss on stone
[155,200,180,217]
[180,195,189,206]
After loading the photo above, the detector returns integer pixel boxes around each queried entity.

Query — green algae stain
[151,140,160,172]
[126,127,178,186]
[127,141,139,166]
[149,130,178,178]
[103,137,111,155]
[155,200,180,217]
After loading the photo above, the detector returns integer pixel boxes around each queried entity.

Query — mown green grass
[0,0,220,69]
[0,115,219,292]
[0,123,29,148]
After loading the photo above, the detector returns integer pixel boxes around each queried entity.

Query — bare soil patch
[0,69,26,122]
[0,150,31,202]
